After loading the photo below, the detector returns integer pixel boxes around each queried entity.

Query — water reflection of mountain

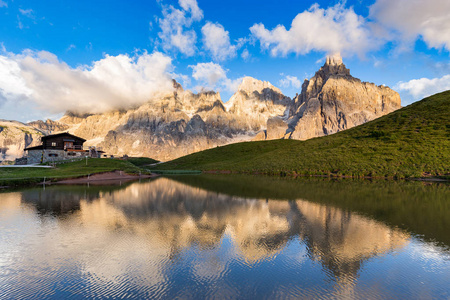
[12,177,410,280]
[171,174,450,248]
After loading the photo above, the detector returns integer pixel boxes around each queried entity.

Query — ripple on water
[0,179,449,299]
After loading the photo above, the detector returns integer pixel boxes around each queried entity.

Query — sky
[0,0,449,122]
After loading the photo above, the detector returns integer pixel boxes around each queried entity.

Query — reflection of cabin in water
[24,132,104,164]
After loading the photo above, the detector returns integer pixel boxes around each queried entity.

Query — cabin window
[67,152,77,156]
[48,153,58,157]
[52,142,57,147]
[64,142,74,150]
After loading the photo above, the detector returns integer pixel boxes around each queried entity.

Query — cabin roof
[24,145,44,151]
[41,132,86,143]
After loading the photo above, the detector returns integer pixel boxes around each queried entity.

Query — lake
[0,175,449,299]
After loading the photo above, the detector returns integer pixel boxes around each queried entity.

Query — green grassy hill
[155,91,450,179]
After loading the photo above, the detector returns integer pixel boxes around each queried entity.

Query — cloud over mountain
[0,50,174,114]
[189,62,242,93]
[369,0,450,51]
[250,3,378,58]
[397,75,450,100]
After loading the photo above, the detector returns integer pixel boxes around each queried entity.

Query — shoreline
[2,170,448,190]
[55,171,158,184]
[201,170,449,182]
[0,170,159,189]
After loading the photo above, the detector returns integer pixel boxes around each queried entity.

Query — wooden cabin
[24,133,102,164]
[41,133,86,151]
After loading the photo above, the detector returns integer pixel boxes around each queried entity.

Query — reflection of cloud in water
[0,177,411,298]
[0,193,37,272]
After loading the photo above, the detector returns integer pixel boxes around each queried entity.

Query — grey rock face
[27,119,69,134]
[268,55,401,140]
[0,120,44,162]
[226,77,293,131]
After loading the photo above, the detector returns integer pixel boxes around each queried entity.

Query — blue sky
[0,0,449,122]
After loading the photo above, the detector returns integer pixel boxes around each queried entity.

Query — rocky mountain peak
[172,79,183,91]
[277,55,401,141]
[295,54,352,105]
[238,76,282,95]
[320,53,350,78]
[27,119,69,135]
[325,53,343,66]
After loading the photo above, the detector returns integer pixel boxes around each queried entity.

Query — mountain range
[0,55,401,162]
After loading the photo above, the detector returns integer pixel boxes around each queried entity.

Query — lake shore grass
[0,158,153,188]
[154,91,450,180]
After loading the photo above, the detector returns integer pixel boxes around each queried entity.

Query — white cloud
[189,62,241,93]
[19,8,34,18]
[433,61,450,73]
[241,49,250,61]
[250,3,378,58]
[369,0,450,52]
[66,44,76,52]
[279,75,301,89]
[178,0,203,21]
[190,62,226,88]
[0,55,33,106]
[0,0,7,8]
[158,6,197,56]
[222,77,243,93]
[169,29,197,56]
[157,1,203,57]
[0,49,175,115]
[396,75,450,100]
[17,15,24,29]
[201,22,236,61]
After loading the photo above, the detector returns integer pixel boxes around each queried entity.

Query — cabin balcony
[64,145,84,151]
[64,145,103,152]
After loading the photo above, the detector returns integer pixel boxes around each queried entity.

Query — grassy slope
[0,158,149,186]
[155,91,450,178]
[126,157,159,167]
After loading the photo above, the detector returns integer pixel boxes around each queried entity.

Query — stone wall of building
[27,150,43,164]
[14,157,28,165]
[27,150,89,164]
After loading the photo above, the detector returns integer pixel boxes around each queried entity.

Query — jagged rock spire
[320,53,350,78]
[325,53,343,66]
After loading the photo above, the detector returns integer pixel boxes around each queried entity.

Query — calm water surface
[0,175,449,299]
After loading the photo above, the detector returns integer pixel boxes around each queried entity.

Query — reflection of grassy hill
[156,91,450,178]
[170,174,450,249]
